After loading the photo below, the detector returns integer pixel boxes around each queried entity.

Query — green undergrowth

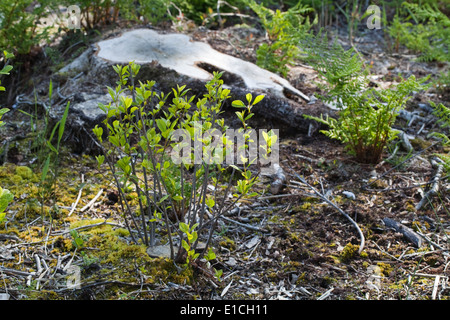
[0,154,196,299]
[66,218,194,289]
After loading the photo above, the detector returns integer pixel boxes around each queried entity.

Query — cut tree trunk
[47,28,330,153]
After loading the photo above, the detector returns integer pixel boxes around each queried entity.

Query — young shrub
[0,186,13,224]
[61,0,171,30]
[0,0,57,55]
[61,0,119,29]
[245,0,316,77]
[94,61,266,270]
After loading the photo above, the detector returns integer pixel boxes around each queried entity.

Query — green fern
[434,70,449,93]
[303,36,429,164]
[388,2,449,62]
[431,101,450,129]
[429,101,450,145]
[422,102,450,175]
[428,101,450,173]
[245,0,316,77]
[301,33,367,106]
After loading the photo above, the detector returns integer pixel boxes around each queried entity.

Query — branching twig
[219,215,269,233]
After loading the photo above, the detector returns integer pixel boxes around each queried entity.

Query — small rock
[57,48,92,76]
[342,191,356,200]
[225,257,238,267]
[69,92,109,124]
[245,235,260,249]
[146,245,173,259]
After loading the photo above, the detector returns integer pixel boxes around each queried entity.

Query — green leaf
[235,111,244,123]
[117,156,131,175]
[93,125,103,141]
[163,160,171,169]
[262,130,269,142]
[182,239,190,252]
[4,51,14,59]
[244,113,254,121]
[58,101,70,144]
[214,268,223,279]
[246,93,252,104]
[95,155,105,167]
[158,195,169,204]
[205,248,216,261]
[0,65,13,75]
[191,231,198,243]
[232,100,245,108]
[46,140,58,154]
[107,87,116,100]
[120,96,133,110]
[252,94,264,105]
[205,197,215,208]
[0,187,14,213]
[0,108,9,117]
[156,118,167,133]
[173,195,184,201]
[41,156,51,183]
[179,222,189,234]
[108,135,120,147]
[49,79,53,102]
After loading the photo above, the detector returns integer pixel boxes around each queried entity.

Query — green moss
[219,237,236,251]
[15,166,34,180]
[412,220,430,232]
[269,214,281,223]
[405,201,416,212]
[321,275,336,287]
[10,174,23,185]
[410,137,433,150]
[267,271,278,280]
[377,262,394,276]
[340,243,366,262]
[295,202,312,212]
[424,254,440,267]
[24,290,62,300]
[69,218,108,230]
[367,178,388,189]
[289,232,301,242]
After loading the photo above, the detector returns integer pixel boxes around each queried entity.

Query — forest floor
[0,19,449,301]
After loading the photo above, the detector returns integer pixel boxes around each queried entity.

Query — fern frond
[246,0,316,76]
[402,2,449,26]
[431,102,450,129]
[389,2,449,62]
[301,32,367,103]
